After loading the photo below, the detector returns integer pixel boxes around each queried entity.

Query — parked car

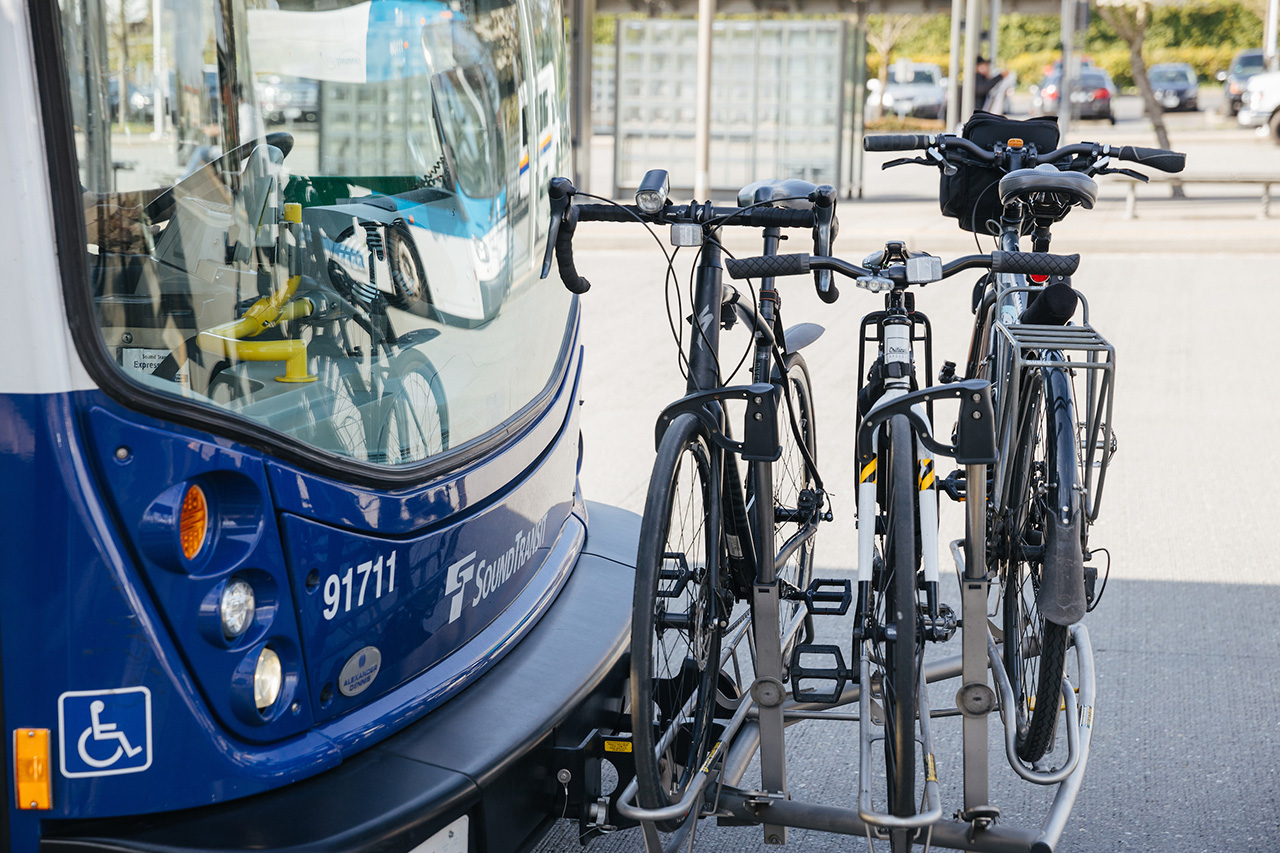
[1239,70,1280,143]
[868,61,946,120]
[1148,62,1199,111]
[1219,49,1267,117]
[256,74,321,123]
[1031,68,1116,123]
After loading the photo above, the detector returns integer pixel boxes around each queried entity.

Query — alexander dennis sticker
[339,646,382,697]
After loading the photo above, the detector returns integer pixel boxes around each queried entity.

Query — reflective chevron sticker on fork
[919,458,935,491]
[860,458,877,483]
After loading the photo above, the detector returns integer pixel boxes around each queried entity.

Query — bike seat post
[752,226,782,384]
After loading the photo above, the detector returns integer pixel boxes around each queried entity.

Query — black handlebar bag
[940,110,1060,235]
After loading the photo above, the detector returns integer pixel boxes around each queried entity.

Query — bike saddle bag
[940,111,1060,235]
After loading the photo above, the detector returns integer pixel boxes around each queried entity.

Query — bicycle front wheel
[1001,365,1074,764]
[632,413,724,829]
[878,414,919,828]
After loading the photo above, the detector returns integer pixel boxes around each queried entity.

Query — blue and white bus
[0,0,634,847]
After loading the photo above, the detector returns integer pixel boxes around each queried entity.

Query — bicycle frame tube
[687,236,725,395]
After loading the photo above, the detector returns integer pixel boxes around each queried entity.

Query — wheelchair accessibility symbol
[58,687,152,778]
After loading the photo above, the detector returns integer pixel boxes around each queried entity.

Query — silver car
[869,61,946,120]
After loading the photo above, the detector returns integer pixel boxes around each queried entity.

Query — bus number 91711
[323,553,398,620]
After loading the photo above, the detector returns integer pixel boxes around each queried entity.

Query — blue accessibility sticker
[58,687,152,778]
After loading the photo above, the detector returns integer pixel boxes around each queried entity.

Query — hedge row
[867,45,1243,91]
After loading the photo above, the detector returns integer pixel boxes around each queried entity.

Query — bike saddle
[999,166,1098,210]
[737,178,819,209]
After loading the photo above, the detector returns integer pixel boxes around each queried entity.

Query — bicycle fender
[1038,364,1087,627]
[783,322,824,355]
[1040,512,1086,627]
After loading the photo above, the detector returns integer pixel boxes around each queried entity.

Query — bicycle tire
[1001,365,1073,763]
[375,351,449,463]
[772,352,817,651]
[632,413,725,829]
[880,414,918,828]
[300,334,374,461]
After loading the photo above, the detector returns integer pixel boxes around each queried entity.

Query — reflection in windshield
[62,0,571,468]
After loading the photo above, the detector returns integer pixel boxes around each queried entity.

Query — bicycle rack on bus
[610,457,1098,853]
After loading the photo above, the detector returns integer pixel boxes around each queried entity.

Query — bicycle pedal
[789,643,848,704]
[940,469,966,502]
[802,578,852,616]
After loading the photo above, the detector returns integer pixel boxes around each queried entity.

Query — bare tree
[866,14,924,115]
[1095,0,1185,196]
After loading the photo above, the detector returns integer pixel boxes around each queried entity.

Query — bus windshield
[60,0,568,469]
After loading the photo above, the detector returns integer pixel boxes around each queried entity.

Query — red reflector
[1029,274,1050,284]
[1093,88,1111,99]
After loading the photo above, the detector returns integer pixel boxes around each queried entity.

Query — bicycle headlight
[635,169,670,214]
[254,647,283,711]
[220,578,256,640]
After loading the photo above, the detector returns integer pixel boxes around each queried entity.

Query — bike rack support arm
[855,378,997,466]
[654,383,780,461]
[714,790,1042,853]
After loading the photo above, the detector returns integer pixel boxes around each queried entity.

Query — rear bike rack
[993,288,1116,524]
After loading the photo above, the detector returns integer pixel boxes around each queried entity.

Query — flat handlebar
[725,250,1080,283]
[863,133,1186,174]
[1112,145,1186,173]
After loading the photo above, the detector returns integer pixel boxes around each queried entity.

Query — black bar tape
[724,253,811,280]
[863,134,933,152]
[1115,146,1186,173]
[990,251,1080,277]
[571,203,641,223]
[555,226,590,294]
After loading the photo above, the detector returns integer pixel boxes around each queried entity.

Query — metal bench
[1123,174,1280,219]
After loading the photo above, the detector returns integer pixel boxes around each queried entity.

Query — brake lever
[1096,166,1149,183]
[810,185,839,304]
[881,156,933,170]
[540,176,576,278]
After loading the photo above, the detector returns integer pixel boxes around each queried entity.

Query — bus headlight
[254,647,283,710]
[220,578,256,640]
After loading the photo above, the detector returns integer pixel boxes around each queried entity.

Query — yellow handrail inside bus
[195,204,319,384]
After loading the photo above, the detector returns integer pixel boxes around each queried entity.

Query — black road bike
[541,171,843,843]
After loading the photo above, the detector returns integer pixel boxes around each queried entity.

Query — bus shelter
[568,0,1072,199]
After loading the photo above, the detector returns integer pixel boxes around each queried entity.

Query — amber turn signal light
[180,484,209,561]
[14,729,51,810]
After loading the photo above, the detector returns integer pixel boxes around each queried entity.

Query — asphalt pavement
[533,121,1280,852]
